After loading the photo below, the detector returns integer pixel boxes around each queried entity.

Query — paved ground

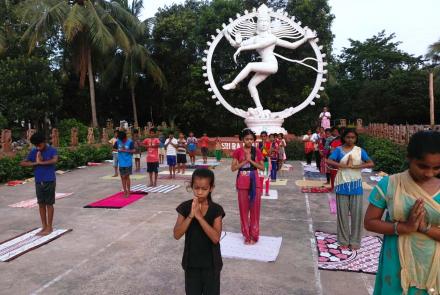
[0,159,377,295]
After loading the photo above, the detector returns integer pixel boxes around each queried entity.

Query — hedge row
[0,145,112,183]
[285,134,407,174]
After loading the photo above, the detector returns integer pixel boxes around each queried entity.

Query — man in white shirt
[165,132,178,178]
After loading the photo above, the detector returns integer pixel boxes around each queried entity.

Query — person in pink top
[143,128,161,187]
[199,133,210,164]
[231,128,264,245]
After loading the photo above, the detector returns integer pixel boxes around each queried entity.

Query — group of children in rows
[258,131,287,184]
[19,126,440,295]
[109,129,220,196]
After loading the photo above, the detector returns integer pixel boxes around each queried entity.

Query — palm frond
[19,0,69,53]
[85,1,115,52]
[63,3,86,42]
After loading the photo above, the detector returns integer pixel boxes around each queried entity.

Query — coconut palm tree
[105,0,166,127]
[19,0,142,127]
[426,39,440,65]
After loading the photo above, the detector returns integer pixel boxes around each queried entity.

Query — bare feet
[223,82,236,90]
[112,174,118,177]
[244,239,251,245]
[38,227,53,236]
[350,245,360,251]
[36,228,47,236]
[249,240,257,245]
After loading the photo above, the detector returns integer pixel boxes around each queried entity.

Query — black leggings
[314,151,321,171]
[185,268,220,295]
[305,152,313,165]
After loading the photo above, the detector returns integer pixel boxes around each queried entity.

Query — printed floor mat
[0,228,72,262]
[130,184,180,194]
[315,231,381,274]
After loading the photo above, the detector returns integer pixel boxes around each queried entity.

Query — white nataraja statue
[223,4,316,110]
[203,4,327,134]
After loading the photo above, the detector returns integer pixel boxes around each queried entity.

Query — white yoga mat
[262,190,278,200]
[220,232,282,262]
[0,228,72,262]
[304,166,320,173]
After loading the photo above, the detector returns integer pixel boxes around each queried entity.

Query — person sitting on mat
[174,168,225,295]
[113,131,135,197]
[20,133,58,236]
[232,128,265,245]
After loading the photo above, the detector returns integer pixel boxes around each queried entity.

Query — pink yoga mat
[84,192,145,209]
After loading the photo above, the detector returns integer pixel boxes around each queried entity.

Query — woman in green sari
[365,131,440,295]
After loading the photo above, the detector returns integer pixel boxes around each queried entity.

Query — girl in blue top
[327,129,374,250]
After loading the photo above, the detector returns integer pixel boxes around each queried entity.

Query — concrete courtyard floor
[0,159,377,295]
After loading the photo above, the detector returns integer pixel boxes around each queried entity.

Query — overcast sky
[140,0,440,57]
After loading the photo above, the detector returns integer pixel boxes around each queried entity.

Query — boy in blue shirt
[112,131,135,197]
[20,133,58,236]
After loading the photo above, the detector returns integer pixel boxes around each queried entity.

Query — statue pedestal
[244,117,287,135]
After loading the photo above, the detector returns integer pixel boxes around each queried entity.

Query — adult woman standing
[231,129,265,245]
[326,129,374,250]
[365,131,440,295]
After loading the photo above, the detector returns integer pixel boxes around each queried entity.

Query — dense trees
[0,0,438,136]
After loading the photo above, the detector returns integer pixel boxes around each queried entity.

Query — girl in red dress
[231,129,264,245]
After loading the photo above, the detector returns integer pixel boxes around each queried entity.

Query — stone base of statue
[244,116,287,135]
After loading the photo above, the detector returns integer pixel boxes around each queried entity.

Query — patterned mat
[304,171,325,179]
[315,231,382,274]
[9,193,74,208]
[0,228,72,262]
[301,187,333,193]
[130,184,180,194]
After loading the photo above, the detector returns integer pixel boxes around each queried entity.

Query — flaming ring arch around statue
[202,7,327,120]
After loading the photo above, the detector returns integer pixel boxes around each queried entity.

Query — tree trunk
[131,86,139,128]
[87,49,98,127]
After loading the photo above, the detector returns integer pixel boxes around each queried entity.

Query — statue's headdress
[257,4,271,21]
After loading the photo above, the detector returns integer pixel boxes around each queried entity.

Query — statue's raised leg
[248,72,269,109]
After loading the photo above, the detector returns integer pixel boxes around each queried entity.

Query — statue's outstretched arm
[276,27,316,50]
[223,28,241,48]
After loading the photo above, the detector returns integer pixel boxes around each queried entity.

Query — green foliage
[0,56,62,128]
[57,119,88,146]
[0,154,33,183]
[285,139,306,161]
[0,145,112,183]
[358,134,407,174]
[327,31,439,125]
[57,144,112,170]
